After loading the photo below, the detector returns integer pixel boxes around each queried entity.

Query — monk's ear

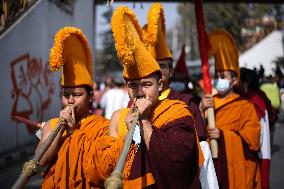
[158,79,163,92]
[232,76,238,86]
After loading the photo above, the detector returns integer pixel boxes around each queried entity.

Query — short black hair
[151,71,162,80]
[230,71,238,79]
[158,58,173,69]
[240,68,259,90]
[166,59,173,69]
[124,71,162,83]
[83,85,93,96]
[61,85,93,96]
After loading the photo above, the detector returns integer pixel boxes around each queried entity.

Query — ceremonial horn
[104,108,139,189]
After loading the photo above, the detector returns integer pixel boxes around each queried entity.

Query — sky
[95,2,179,49]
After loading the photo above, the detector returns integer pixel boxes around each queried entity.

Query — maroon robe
[129,116,200,189]
[121,100,202,189]
[167,89,207,141]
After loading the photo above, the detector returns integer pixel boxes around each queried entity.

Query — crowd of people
[28,3,284,189]
[91,77,129,119]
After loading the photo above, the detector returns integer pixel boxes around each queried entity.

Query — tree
[95,7,121,76]
[204,3,249,46]
[175,3,282,59]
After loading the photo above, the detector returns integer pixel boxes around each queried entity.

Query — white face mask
[170,81,185,92]
[214,78,231,94]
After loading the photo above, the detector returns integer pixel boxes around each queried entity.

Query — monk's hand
[59,105,77,131]
[125,105,139,131]
[207,128,220,139]
[200,94,214,112]
[134,98,152,120]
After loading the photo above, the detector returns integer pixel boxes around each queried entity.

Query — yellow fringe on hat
[111,6,161,80]
[49,27,93,79]
[111,6,144,67]
[146,3,165,46]
[209,29,239,79]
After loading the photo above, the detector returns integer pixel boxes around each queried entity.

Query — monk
[36,27,119,188]
[108,6,203,189]
[238,67,271,189]
[200,29,261,189]
[142,3,207,141]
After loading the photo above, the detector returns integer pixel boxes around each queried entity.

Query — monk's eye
[128,83,137,89]
[62,93,70,98]
[142,82,152,88]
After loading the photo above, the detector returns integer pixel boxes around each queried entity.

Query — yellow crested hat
[49,27,93,87]
[143,3,172,61]
[209,29,239,78]
[111,6,160,80]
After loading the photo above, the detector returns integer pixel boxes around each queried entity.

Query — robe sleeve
[147,116,199,189]
[189,100,207,141]
[212,131,229,189]
[237,103,261,152]
[84,133,123,186]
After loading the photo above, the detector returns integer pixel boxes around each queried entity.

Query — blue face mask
[214,79,231,94]
[170,81,185,92]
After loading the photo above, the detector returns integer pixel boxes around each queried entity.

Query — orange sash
[118,99,204,188]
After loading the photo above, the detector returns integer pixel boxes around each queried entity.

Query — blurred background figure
[170,44,203,103]
[239,67,271,189]
[100,76,113,92]
[260,75,280,151]
[91,80,104,116]
[100,76,129,119]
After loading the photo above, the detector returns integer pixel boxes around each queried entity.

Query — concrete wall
[0,0,95,153]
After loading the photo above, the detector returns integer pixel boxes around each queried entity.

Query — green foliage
[175,3,282,59]
[204,3,249,46]
[95,7,122,76]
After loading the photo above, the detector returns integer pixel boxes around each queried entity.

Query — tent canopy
[239,31,284,76]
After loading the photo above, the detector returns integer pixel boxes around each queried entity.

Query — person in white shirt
[100,77,129,119]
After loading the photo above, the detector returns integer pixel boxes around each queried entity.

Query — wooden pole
[104,110,139,189]
[11,118,67,189]
[193,0,218,158]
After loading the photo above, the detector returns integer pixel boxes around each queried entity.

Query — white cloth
[133,124,141,145]
[100,88,129,119]
[199,141,219,189]
[35,129,41,139]
[258,110,271,159]
[35,122,46,140]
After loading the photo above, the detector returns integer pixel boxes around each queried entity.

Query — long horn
[11,115,42,128]
[104,108,139,189]
[11,117,67,189]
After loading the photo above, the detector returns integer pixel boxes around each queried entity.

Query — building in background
[0,0,96,153]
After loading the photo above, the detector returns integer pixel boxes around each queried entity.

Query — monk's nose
[67,96,75,104]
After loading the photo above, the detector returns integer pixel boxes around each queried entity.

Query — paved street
[270,122,284,188]
[0,123,284,188]
[0,155,42,189]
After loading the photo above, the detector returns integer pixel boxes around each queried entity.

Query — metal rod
[104,110,139,189]
[11,119,66,189]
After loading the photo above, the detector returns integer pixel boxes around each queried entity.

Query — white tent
[239,31,284,76]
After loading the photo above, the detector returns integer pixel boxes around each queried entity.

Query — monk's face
[126,74,163,106]
[61,87,91,117]
[214,71,238,85]
[158,60,173,89]
[214,71,238,96]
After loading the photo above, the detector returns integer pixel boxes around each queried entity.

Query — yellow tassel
[49,27,93,78]
[146,3,166,45]
[111,6,143,66]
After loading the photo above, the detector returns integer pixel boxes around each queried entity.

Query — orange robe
[42,115,121,189]
[117,99,204,189]
[214,94,261,189]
